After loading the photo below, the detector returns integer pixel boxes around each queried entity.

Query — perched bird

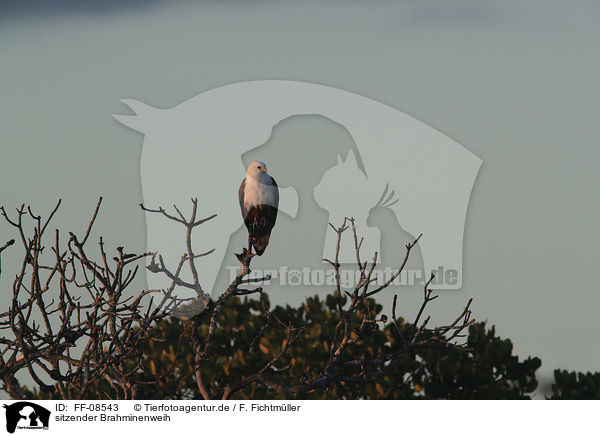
[238,161,279,255]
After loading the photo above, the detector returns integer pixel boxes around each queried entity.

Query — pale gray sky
[1,0,599,396]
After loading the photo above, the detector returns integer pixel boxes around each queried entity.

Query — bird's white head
[246,161,269,178]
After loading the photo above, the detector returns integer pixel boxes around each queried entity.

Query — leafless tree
[0,198,473,399]
[143,200,474,399]
[0,199,181,399]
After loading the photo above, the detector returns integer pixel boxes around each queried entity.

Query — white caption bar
[1,400,597,436]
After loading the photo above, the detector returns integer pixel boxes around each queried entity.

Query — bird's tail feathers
[252,233,271,256]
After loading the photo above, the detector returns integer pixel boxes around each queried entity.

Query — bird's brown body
[242,203,278,255]
[238,161,279,256]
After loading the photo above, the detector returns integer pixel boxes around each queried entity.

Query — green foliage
[408,324,541,399]
[22,294,543,400]
[549,370,600,399]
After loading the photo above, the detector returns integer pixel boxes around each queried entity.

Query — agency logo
[3,402,50,433]
[114,80,481,313]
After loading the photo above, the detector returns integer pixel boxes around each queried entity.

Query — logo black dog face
[3,402,50,433]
